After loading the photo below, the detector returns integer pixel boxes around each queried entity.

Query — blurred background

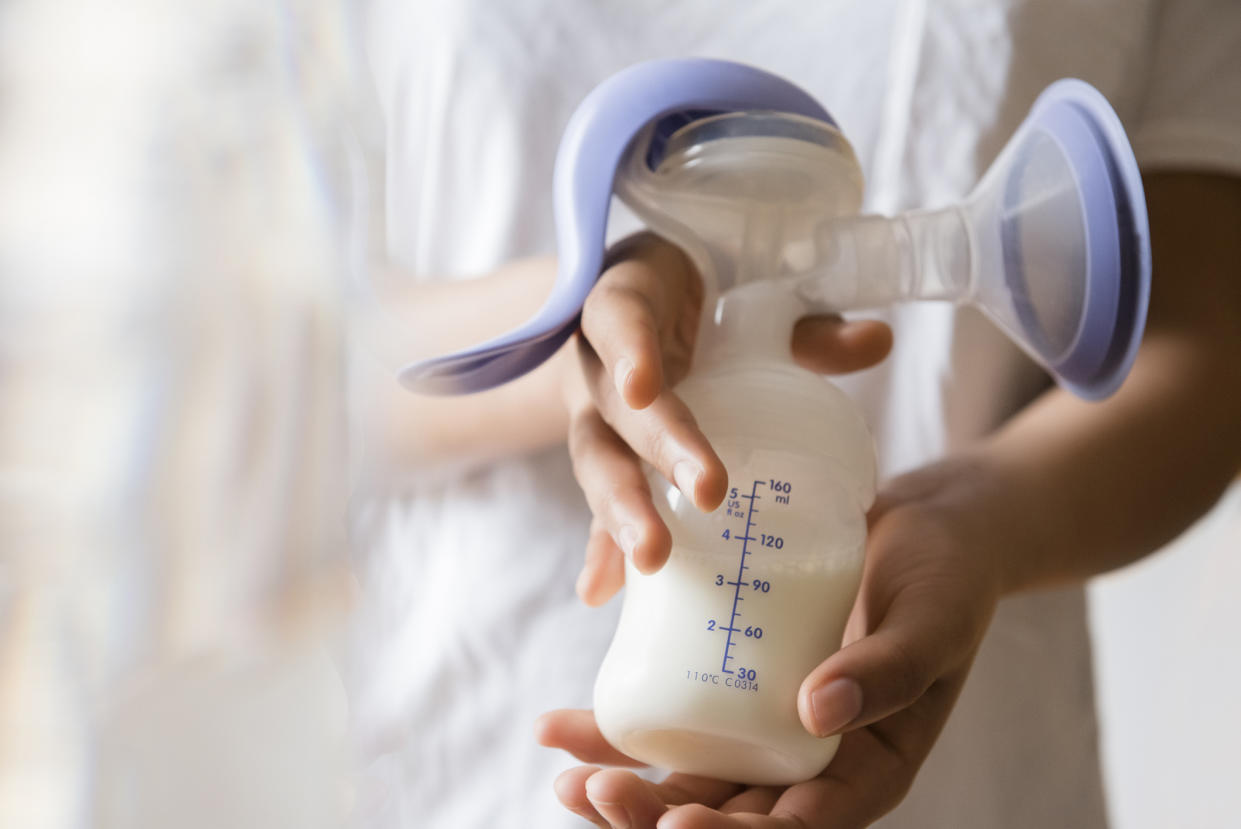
[0,1,1237,827]
[0,1,361,826]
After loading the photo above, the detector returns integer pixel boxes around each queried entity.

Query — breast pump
[403,59,1150,784]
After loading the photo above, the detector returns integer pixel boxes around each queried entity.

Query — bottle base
[616,726,837,786]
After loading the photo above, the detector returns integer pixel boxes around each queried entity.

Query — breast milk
[593,358,876,785]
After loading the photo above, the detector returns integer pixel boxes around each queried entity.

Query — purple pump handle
[399,58,834,394]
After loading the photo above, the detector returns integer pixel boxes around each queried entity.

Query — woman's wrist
[954,448,1044,596]
[874,448,1041,599]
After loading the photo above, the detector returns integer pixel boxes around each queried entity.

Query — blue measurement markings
[721,479,764,674]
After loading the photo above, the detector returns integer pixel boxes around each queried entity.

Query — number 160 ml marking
[770,479,792,505]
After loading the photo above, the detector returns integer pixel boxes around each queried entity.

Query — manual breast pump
[402,59,1150,784]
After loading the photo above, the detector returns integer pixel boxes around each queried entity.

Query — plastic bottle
[592,115,877,784]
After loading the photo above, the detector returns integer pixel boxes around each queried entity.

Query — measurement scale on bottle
[708,476,794,684]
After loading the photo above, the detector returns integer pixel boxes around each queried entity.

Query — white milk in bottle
[593,285,877,785]
[591,110,878,784]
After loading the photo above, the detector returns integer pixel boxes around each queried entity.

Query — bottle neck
[694,283,806,373]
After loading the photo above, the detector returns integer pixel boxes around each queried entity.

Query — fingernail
[592,805,629,829]
[656,808,683,829]
[577,540,601,595]
[616,525,638,557]
[614,357,635,399]
[672,460,700,503]
[810,677,863,737]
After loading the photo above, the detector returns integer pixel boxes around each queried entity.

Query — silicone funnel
[788,79,1150,399]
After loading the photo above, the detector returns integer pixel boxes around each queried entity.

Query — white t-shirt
[347,1,1241,827]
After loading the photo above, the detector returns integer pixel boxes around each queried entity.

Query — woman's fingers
[585,770,746,826]
[658,804,759,828]
[571,311,891,528]
[780,676,970,829]
[791,316,893,375]
[567,403,673,574]
[582,234,701,409]
[535,709,644,767]
[652,680,973,829]
[570,237,891,582]
[554,766,610,828]
[656,702,950,829]
[539,708,749,827]
[567,768,747,829]
[582,276,665,411]
[796,586,969,741]
[796,511,991,742]
[652,774,746,811]
[716,786,782,815]
[577,233,726,519]
[651,671,974,829]
[578,520,626,605]
[577,341,728,514]
[585,769,671,827]
[797,619,938,740]
[552,763,748,828]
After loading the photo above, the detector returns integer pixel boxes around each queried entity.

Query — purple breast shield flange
[1017,79,1151,400]
[399,58,836,394]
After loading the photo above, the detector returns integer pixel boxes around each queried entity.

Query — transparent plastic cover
[974,126,1090,365]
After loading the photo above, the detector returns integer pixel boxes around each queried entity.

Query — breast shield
[401,60,1150,401]
[775,79,1149,400]
[978,80,1150,399]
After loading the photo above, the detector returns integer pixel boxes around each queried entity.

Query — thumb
[795,586,972,739]
[791,316,892,375]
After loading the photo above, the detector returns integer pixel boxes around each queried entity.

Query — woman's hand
[537,456,1006,828]
[563,232,892,605]
[541,172,1241,828]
